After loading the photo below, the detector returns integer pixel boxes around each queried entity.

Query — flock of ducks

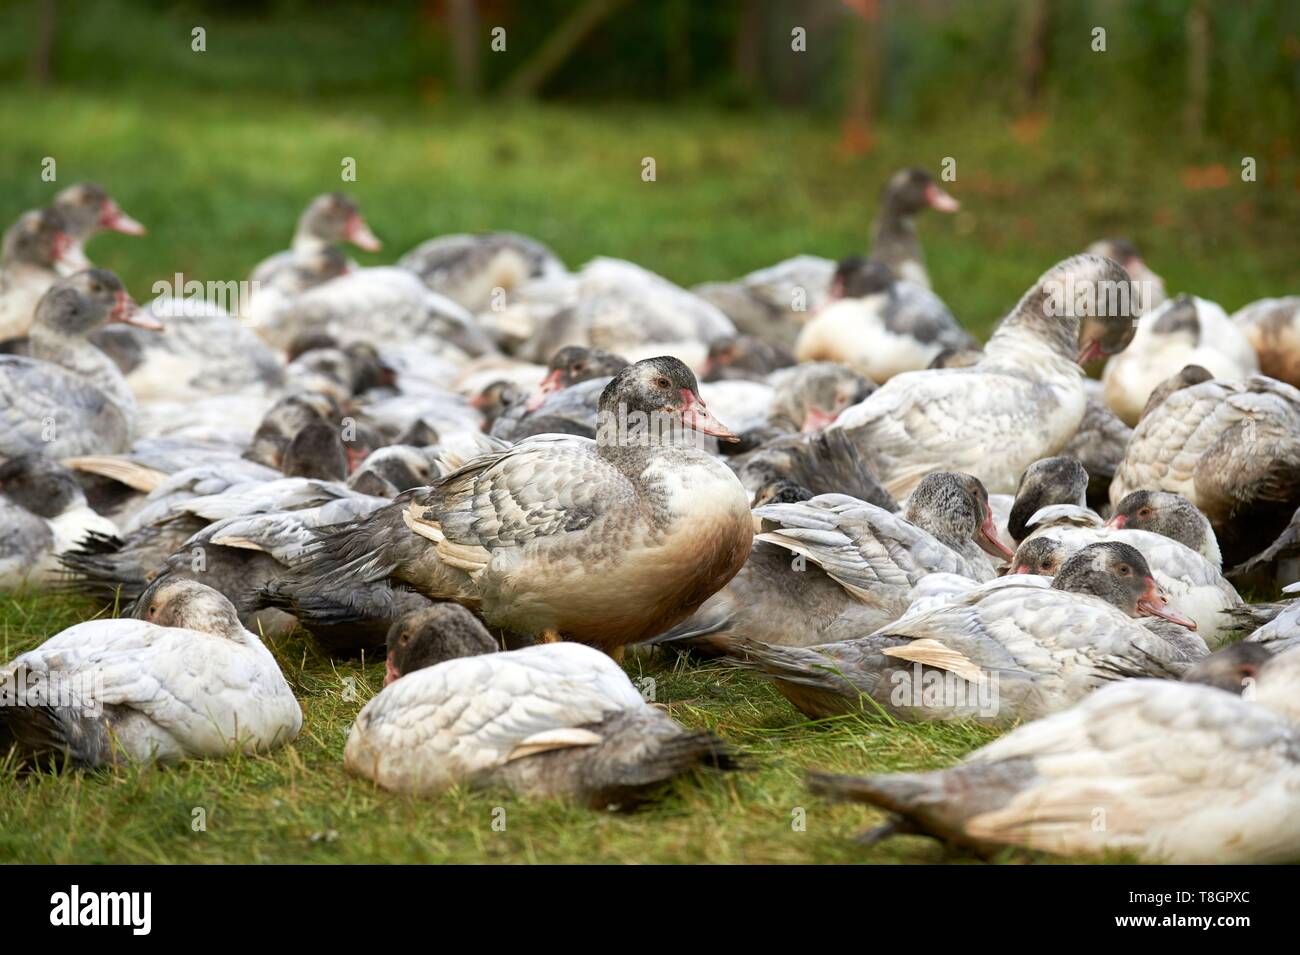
[2,169,1300,862]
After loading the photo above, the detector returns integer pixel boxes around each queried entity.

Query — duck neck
[291,230,331,255]
[870,205,924,285]
[29,327,136,412]
[983,287,1081,369]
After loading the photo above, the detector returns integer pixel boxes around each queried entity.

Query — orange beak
[680,389,739,443]
[1136,577,1196,630]
[527,368,565,412]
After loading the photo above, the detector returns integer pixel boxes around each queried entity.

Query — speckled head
[880,167,960,217]
[300,193,380,251]
[1182,642,1271,695]
[385,604,498,685]
[32,269,151,335]
[3,207,86,270]
[135,578,245,638]
[1053,541,1196,628]
[52,182,146,240]
[772,362,875,432]
[907,471,1012,560]
[1023,254,1140,364]
[528,346,630,411]
[597,356,739,447]
[0,455,84,518]
[1009,536,1067,577]
[1008,456,1089,542]
[1108,490,1217,560]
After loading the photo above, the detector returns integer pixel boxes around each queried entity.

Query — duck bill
[680,390,739,443]
[526,369,564,411]
[924,182,960,213]
[1105,513,1127,529]
[977,512,1015,561]
[53,231,92,271]
[101,200,146,236]
[1011,563,1033,576]
[110,291,162,330]
[801,405,838,433]
[384,654,401,687]
[1137,578,1197,630]
[344,212,382,252]
[1076,338,1106,365]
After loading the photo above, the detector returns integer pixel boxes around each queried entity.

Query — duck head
[134,578,245,638]
[1052,541,1196,628]
[1140,364,1213,421]
[828,255,895,300]
[1008,536,1067,577]
[528,345,630,411]
[881,168,961,217]
[772,361,876,433]
[1181,642,1272,695]
[597,356,739,446]
[1107,490,1217,559]
[3,208,91,272]
[33,269,158,335]
[0,455,85,518]
[1007,456,1089,543]
[300,193,381,252]
[53,182,146,240]
[385,604,498,685]
[907,471,1014,561]
[702,335,794,381]
[471,379,527,426]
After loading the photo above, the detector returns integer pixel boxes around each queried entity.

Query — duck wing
[0,356,128,457]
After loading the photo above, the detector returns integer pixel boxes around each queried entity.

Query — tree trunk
[503,0,630,99]
[1184,0,1211,143]
[447,0,481,97]
[31,0,57,86]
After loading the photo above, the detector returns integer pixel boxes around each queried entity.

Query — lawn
[0,82,1294,863]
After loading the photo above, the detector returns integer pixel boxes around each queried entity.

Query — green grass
[0,84,1293,862]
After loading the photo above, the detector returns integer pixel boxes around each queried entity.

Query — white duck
[809,643,1300,863]
[832,255,1139,497]
[1102,293,1259,426]
[49,182,146,270]
[1232,295,1300,390]
[0,579,301,768]
[0,269,159,458]
[248,193,380,288]
[1109,372,1300,568]
[795,256,974,383]
[698,543,1205,724]
[346,642,730,805]
[0,456,117,590]
[0,208,91,339]
[693,254,836,346]
[290,357,753,658]
[1085,237,1167,309]
[1245,583,1300,656]
[397,230,565,312]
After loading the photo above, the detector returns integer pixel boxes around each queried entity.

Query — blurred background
[2,0,1297,334]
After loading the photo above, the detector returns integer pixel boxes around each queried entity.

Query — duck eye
[655,377,670,389]
[1138,508,1152,518]
[1118,565,1132,575]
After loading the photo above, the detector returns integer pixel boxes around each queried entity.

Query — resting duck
[0,269,159,459]
[809,644,1300,863]
[796,256,973,383]
[346,642,731,806]
[1232,296,1300,389]
[869,167,960,289]
[698,543,1204,724]
[0,208,90,339]
[384,604,499,684]
[654,472,1012,651]
[1102,294,1259,426]
[50,182,146,269]
[693,255,836,347]
[1003,456,1089,546]
[249,193,380,289]
[289,357,752,659]
[1014,500,1240,645]
[832,255,1138,497]
[0,579,301,769]
[397,231,565,312]
[1086,237,1167,309]
[0,456,117,590]
[490,345,629,441]
[1109,372,1300,567]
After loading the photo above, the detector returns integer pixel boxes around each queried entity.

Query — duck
[1102,294,1259,426]
[397,231,565,312]
[1002,456,1089,546]
[701,335,796,382]
[383,604,500,684]
[0,456,118,590]
[796,256,974,383]
[653,472,1012,651]
[0,269,160,459]
[1232,295,1300,389]
[0,208,90,340]
[0,579,301,769]
[489,345,629,441]
[696,543,1205,724]
[832,255,1139,497]
[49,182,146,269]
[345,641,731,806]
[807,643,1300,863]
[287,357,753,659]
[249,193,380,290]
[1109,372,1300,568]
[868,167,961,289]
[692,255,836,347]
[1085,237,1167,309]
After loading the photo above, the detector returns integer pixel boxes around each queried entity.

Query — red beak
[384,655,401,687]
[52,231,92,270]
[680,389,739,443]
[1105,513,1127,529]
[1076,339,1106,365]
[924,182,960,213]
[801,405,838,433]
[345,444,371,473]
[100,200,146,236]
[977,509,1015,561]
[1136,577,1197,630]
[344,212,381,252]
[1012,564,1032,576]
[110,290,162,330]
[527,368,564,412]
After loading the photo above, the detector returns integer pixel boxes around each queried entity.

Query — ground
[0,87,1292,863]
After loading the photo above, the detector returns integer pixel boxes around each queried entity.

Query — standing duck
[345,641,731,806]
[1101,294,1259,426]
[696,543,1204,724]
[0,208,90,339]
[832,255,1139,497]
[795,256,975,383]
[1109,372,1300,567]
[869,168,960,289]
[50,182,146,268]
[0,269,159,458]
[0,579,301,769]
[808,644,1300,863]
[1232,296,1300,389]
[288,357,753,658]
[397,231,565,312]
